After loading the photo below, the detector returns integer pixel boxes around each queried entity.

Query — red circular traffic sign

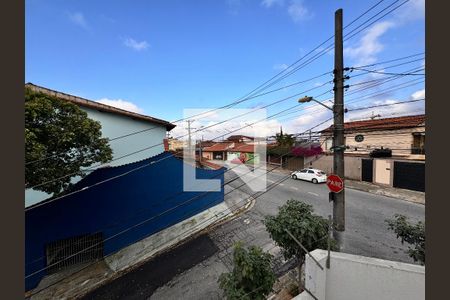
[327,174,344,193]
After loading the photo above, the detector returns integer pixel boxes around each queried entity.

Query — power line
[350,67,425,76]
[27,81,335,191]
[26,95,333,209]
[25,71,333,166]
[27,101,336,280]
[347,98,424,111]
[237,0,392,98]
[352,52,424,69]
[25,1,410,167]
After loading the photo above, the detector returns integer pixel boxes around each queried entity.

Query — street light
[298,96,333,111]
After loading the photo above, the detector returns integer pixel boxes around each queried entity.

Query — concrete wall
[296,249,425,300]
[309,155,362,181]
[25,107,168,207]
[25,152,225,291]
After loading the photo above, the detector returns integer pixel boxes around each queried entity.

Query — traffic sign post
[327,174,344,193]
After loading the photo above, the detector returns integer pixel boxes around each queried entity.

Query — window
[308,170,315,174]
[45,233,103,274]
[300,169,308,173]
[412,133,425,154]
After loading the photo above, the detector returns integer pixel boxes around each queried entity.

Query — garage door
[393,161,425,192]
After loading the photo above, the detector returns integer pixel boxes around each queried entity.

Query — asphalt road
[83,169,425,300]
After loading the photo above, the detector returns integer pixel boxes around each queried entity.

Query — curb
[345,182,425,205]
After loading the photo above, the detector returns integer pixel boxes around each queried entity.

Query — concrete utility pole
[187,120,194,160]
[332,8,345,247]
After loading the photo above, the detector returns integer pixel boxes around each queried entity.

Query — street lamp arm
[298,96,333,111]
[312,99,333,111]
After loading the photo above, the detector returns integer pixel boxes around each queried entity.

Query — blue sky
[26,0,425,138]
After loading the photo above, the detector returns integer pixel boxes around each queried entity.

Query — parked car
[291,168,327,184]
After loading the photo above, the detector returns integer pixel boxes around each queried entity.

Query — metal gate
[285,156,304,171]
[361,159,373,182]
[393,161,425,192]
[46,232,104,274]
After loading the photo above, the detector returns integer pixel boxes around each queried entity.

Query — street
[83,169,425,300]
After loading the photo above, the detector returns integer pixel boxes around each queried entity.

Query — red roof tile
[321,114,425,133]
[229,143,255,153]
[203,142,234,152]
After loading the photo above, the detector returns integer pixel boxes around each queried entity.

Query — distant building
[226,135,254,143]
[167,138,186,151]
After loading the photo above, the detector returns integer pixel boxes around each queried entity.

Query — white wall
[296,249,425,300]
[25,107,169,207]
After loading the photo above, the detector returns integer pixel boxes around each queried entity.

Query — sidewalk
[345,180,425,205]
[269,168,425,205]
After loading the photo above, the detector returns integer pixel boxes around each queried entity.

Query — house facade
[311,114,425,192]
[320,114,425,159]
[202,142,235,160]
[25,83,176,207]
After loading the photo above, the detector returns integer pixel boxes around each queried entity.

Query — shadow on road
[81,234,219,300]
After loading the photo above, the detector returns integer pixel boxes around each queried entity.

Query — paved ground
[83,167,425,300]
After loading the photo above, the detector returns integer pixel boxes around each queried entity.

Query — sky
[26,0,425,140]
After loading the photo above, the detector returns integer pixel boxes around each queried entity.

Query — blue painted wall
[25,106,169,207]
[25,152,224,291]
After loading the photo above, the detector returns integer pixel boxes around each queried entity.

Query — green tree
[218,242,276,300]
[264,199,335,293]
[386,214,425,265]
[275,127,295,147]
[25,87,113,196]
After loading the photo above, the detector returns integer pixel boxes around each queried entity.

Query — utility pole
[332,8,345,248]
[187,120,194,160]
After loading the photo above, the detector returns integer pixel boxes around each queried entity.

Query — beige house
[167,138,186,151]
[320,114,425,160]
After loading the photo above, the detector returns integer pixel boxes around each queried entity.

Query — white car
[291,168,327,184]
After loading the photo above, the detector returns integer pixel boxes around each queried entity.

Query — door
[361,159,373,182]
[374,159,392,185]
[298,169,308,180]
[306,169,315,181]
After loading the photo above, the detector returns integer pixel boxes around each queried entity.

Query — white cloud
[68,12,89,30]
[261,0,284,8]
[394,0,425,23]
[288,0,313,23]
[123,38,150,51]
[345,21,394,66]
[411,89,425,100]
[97,98,145,114]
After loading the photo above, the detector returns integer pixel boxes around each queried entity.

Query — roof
[25,82,176,131]
[229,143,255,153]
[227,135,255,141]
[321,114,425,134]
[203,142,234,152]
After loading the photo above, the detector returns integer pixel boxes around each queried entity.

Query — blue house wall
[25,152,225,291]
